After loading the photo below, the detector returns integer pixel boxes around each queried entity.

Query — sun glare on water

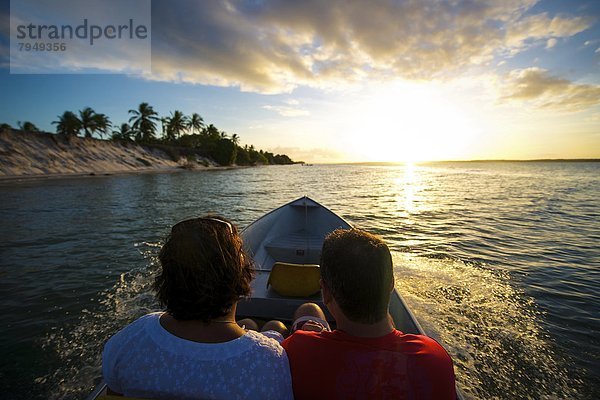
[346,81,480,162]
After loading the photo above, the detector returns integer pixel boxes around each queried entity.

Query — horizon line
[307,158,600,165]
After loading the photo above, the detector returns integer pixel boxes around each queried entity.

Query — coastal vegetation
[4,102,294,167]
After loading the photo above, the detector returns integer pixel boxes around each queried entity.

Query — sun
[345,81,479,162]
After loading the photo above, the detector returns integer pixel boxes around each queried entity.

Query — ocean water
[0,162,598,399]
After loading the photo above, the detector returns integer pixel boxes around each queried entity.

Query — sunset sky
[1,0,599,162]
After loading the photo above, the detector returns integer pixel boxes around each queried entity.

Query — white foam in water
[40,242,161,400]
[40,245,582,400]
[393,252,582,399]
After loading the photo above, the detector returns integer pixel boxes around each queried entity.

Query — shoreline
[0,164,250,183]
[0,129,288,183]
[0,129,249,182]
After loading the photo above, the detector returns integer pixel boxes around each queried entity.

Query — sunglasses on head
[172,217,234,234]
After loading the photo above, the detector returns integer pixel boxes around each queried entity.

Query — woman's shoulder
[239,331,292,392]
[102,313,161,367]
[106,313,161,346]
[121,312,161,331]
[128,312,161,325]
[243,330,287,358]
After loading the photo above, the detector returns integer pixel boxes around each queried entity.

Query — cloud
[501,68,600,111]
[2,1,595,92]
[262,105,310,117]
[583,39,600,48]
[506,12,591,48]
[143,1,594,93]
[546,38,557,49]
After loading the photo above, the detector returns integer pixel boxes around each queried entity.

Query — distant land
[2,125,596,181]
[0,128,296,180]
[0,128,186,179]
[0,103,298,179]
[346,159,600,166]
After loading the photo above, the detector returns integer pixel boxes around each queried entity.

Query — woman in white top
[102,216,293,399]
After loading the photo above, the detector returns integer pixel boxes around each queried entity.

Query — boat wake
[37,245,583,400]
[38,242,161,400]
[393,252,583,399]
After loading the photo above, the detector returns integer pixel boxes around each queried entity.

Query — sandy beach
[0,129,222,180]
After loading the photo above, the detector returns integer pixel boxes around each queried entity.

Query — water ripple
[0,162,598,399]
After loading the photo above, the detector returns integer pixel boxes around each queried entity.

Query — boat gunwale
[241,195,354,235]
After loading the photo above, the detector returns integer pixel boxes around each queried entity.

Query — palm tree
[231,133,240,146]
[93,113,111,139]
[128,102,159,143]
[219,130,228,139]
[79,107,96,138]
[188,113,205,134]
[165,110,189,141]
[111,123,132,141]
[18,121,39,132]
[204,124,220,140]
[52,111,81,136]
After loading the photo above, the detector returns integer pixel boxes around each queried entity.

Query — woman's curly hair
[154,215,254,321]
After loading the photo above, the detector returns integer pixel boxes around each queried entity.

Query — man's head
[320,228,394,324]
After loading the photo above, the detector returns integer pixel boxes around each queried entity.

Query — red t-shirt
[281,329,456,400]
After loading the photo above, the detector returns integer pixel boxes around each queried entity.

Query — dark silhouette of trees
[54,108,111,138]
[93,113,111,139]
[165,110,188,141]
[189,113,204,135]
[79,107,96,138]
[111,123,133,141]
[210,138,237,165]
[18,121,39,132]
[53,111,81,136]
[204,124,220,140]
[129,102,159,143]
[24,102,296,166]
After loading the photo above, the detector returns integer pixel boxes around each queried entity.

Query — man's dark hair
[154,215,254,321]
[320,228,393,324]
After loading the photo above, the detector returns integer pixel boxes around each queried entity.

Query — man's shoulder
[283,329,452,361]
[388,330,442,346]
[385,331,451,362]
[281,329,326,349]
[282,329,456,399]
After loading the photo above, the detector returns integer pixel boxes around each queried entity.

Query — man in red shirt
[281,229,457,399]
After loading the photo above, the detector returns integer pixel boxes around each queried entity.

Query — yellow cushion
[267,262,321,297]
